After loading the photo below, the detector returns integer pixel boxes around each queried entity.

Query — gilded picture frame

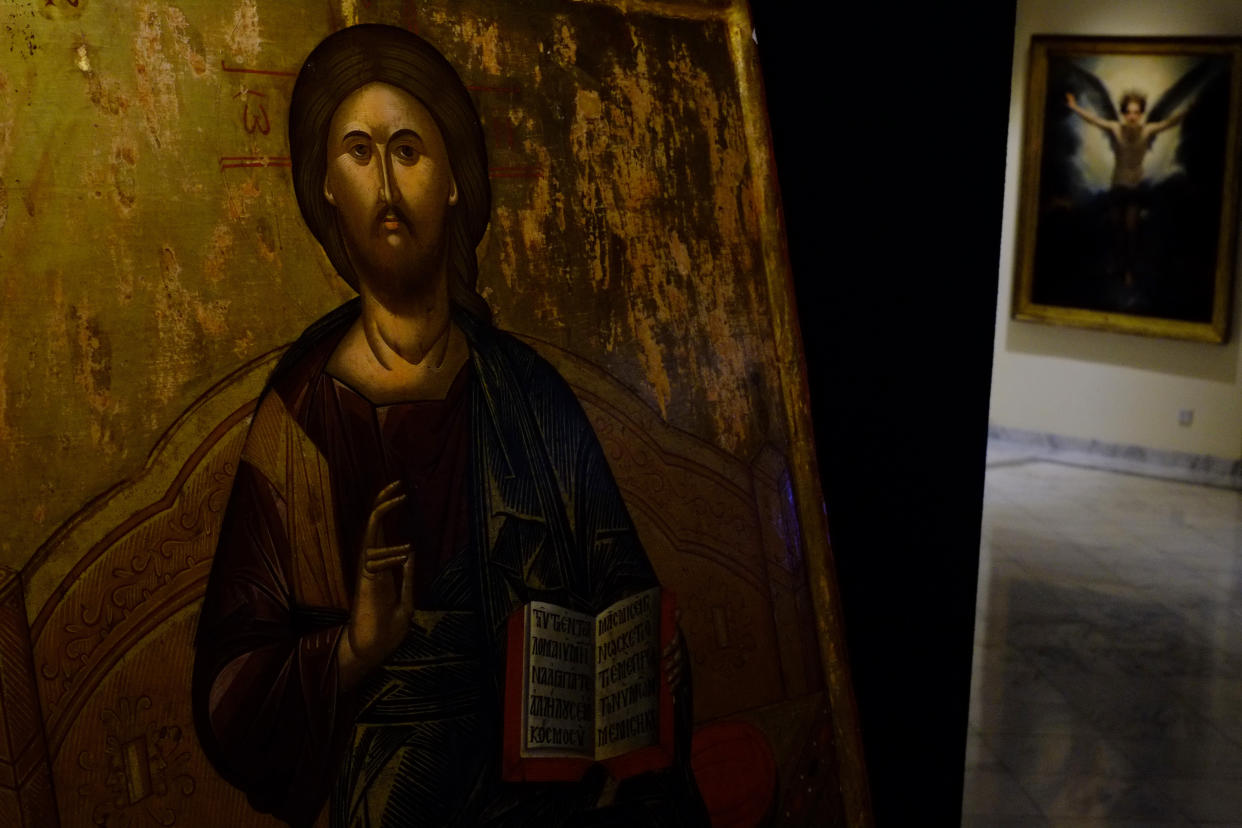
[1013,36,1242,343]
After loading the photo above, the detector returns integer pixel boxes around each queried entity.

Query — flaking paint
[2,1,788,577]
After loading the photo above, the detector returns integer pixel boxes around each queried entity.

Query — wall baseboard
[987,425,1242,490]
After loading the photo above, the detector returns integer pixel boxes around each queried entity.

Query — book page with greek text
[592,587,661,761]
[521,601,596,758]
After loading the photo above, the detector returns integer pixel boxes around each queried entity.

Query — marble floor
[963,447,1242,827]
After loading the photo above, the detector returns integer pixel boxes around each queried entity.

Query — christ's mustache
[377,205,412,230]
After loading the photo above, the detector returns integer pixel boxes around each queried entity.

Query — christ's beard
[340,207,450,303]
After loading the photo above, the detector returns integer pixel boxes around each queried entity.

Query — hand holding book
[662,609,685,701]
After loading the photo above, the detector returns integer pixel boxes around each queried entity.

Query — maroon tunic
[305,363,472,606]
[193,329,479,825]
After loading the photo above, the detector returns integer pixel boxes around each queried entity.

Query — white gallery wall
[993,0,1242,460]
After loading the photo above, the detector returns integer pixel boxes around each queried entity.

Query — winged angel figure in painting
[1062,59,1218,286]
[1036,54,1228,315]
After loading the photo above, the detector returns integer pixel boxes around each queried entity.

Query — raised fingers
[363,542,413,574]
[365,488,408,546]
[374,479,405,504]
[662,621,682,659]
[663,618,685,695]
[663,648,684,695]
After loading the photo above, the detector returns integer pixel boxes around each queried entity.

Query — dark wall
[751,6,1016,824]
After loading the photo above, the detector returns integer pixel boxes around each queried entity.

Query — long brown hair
[288,24,492,324]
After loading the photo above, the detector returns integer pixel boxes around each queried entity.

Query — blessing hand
[342,480,415,683]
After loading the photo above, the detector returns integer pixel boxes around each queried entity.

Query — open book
[502,587,676,782]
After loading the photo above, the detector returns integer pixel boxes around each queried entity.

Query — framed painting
[0,1,869,827]
[1013,36,1242,342]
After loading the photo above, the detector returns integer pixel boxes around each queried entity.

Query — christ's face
[324,82,458,295]
[1123,101,1143,125]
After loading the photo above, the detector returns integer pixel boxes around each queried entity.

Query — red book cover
[501,590,676,783]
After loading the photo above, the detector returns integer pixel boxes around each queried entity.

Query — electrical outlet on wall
[1178,409,1194,427]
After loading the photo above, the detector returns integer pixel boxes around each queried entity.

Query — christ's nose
[377,149,401,205]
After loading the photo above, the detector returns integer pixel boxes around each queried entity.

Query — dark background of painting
[752,4,1015,824]
[1033,52,1231,321]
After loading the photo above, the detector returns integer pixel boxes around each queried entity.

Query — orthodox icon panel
[0,2,866,826]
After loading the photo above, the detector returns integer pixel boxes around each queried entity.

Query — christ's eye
[392,144,420,164]
[348,143,371,160]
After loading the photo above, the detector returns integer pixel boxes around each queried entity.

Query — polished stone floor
[963,448,1242,827]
